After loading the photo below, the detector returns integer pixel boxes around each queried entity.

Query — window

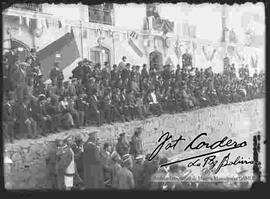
[11,3,42,12]
[10,39,30,62]
[88,4,114,25]
[90,46,110,68]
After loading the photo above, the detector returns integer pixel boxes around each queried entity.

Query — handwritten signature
[147,132,250,173]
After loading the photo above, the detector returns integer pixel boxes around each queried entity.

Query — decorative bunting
[202,45,217,61]
[129,31,139,40]
[251,54,258,68]
[26,17,30,27]
[19,16,22,25]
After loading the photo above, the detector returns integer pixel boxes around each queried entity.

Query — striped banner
[128,38,143,58]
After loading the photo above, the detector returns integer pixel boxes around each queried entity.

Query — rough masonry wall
[4,99,265,189]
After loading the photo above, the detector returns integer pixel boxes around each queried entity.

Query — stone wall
[4,98,265,189]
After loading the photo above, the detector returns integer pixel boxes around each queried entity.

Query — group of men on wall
[2,47,265,144]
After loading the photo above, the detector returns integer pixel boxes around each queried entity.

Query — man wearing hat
[49,62,64,87]
[121,63,131,88]
[72,60,84,80]
[13,96,36,139]
[31,94,53,135]
[11,62,29,101]
[116,133,130,158]
[117,155,135,189]
[110,151,122,189]
[129,127,143,158]
[87,88,101,126]
[82,131,104,189]
[110,64,118,87]
[132,154,145,189]
[141,64,149,82]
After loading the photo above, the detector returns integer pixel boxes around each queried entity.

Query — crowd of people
[46,127,251,190]
[3,49,265,143]
[3,48,262,190]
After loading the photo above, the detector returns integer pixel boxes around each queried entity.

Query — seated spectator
[59,96,75,130]
[147,88,163,116]
[74,93,88,127]
[67,96,81,128]
[14,96,37,139]
[31,94,53,136]
[46,95,61,133]
[87,89,101,126]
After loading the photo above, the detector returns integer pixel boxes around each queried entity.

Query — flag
[128,38,143,58]
[36,29,80,80]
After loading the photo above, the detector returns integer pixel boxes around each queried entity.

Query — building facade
[2,3,265,80]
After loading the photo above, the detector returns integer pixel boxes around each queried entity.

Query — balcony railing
[11,3,42,12]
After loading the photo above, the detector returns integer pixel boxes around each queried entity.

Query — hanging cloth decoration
[25,17,30,27]
[202,45,216,61]
[251,54,258,68]
[58,20,62,28]
[174,36,182,60]
[45,19,49,29]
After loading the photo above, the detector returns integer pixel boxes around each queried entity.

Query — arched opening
[10,39,30,62]
[149,50,163,71]
[89,45,110,68]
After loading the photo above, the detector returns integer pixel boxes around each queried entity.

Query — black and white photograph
[2,2,266,191]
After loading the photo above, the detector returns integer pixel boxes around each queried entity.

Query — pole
[80,20,84,58]
[112,31,116,69]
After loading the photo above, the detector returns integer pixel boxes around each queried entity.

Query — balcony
[11,3,42,12]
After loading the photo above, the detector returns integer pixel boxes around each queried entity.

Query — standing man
[118,56,127,72]
[129,127,143,158]
[11,62,28,101]
[132,155,145,189]
[49,62,64,87]
[117,156,135,189]
[82,131,104,189]
[116,133,130,158]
